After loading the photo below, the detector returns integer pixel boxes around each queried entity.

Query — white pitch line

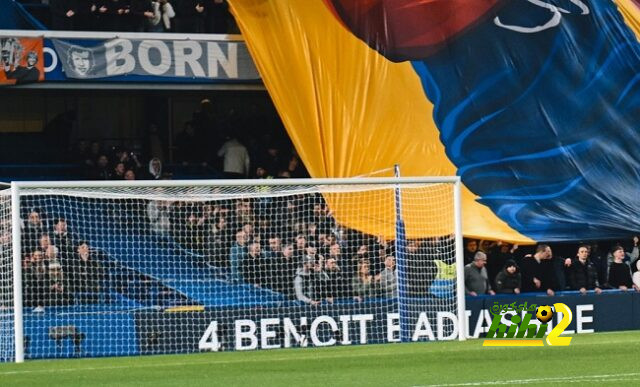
[423,372,640,386]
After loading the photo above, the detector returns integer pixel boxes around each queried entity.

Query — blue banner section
[43,37,261,84]
[413,0,640,241]
[17,291,640,359]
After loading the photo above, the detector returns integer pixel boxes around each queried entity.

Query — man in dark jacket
[323,257,349,301]
[129,0,154,31]
[70,241,105,304]
[494,259,521,294]
[568,245,602,295]
[273,243,297,298]
[241,241,266,287]
[176,0,206,33]
[520,244,555,296]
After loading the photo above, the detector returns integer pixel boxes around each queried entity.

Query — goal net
[0,190,13,362]
[0,178,463,362]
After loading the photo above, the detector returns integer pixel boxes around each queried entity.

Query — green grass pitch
[1,331,639,386]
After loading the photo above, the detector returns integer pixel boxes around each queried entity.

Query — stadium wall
[19,292,640,359]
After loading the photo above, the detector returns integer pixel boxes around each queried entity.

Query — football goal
[0,177,464,362]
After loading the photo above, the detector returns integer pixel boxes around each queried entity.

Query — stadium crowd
[19,213,106,310]
[66,99,308,182]
[147,195,408,305]
[46,0,238,33]
[463,238,640,296]
[12,191,640,311]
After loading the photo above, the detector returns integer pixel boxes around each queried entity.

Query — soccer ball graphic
[535,305,554,323]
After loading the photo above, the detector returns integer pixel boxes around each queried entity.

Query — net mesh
[0,190,13,362]
[4,180,460,359]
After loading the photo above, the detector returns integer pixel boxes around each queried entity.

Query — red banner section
[0,37,45,85]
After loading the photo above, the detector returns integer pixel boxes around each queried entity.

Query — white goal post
[0,177,464,363]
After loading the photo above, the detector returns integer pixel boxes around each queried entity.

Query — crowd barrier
[16,290,640,359]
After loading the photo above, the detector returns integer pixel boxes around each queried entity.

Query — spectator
[141,158,163,180]
[205,0,230,33]
[464,252,495,296]
[377,255,397,298]
[293,233,307,261]
[98,0,130,32]
[303,243,322,267]
[494,259,521,294]
[147,200,172,236]
[322,256,347,302]
[52,217,74,264]
[90,155,111,180]
[631,236,640,260]
[47,261,73,306]
[258,143,284,178]
[75,2,98,31]
[352,259,375,301]
[129,0,155,32]
[607,245,635,291]
[311,253,329,297]
[87,141,102,166]
[145,123,165,162]
[192,99,221,161]
[294,256,320,305]
[70,241,105,303]
[568,245,602,295]
[283,153,308,178]
[23,209,45,253]
[405,239,436,297]
[241,241,266,286]
[112,162,126,179]
[273,242,297,297]
[632,258,640,291]
[38,234,53,255]
[174,121,201,164]
[463,239,479,265]
[115,149,143,172]
[347,243,368,278]
[217,136,250,178]
[206,214,231,267]
[520,244,555,296]
[487,242,517,284]
[176,0,206,33]
[44,244,60,269]
[265,235,282,260]
[147,2,165,33]
[124,169,136,180]
[157,0,176,31]
[588,242,608,287]
[552,254,573,291]
[182,212,205,253]
[50,0,77,30]
[228,230,247,283]
[23,250,49,309]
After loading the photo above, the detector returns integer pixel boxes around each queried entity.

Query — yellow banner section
[229,0,533,243]
[616,0,640,37]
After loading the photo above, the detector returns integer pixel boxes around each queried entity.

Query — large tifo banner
[0,37,45,85]
[20,292,640,358]
[50,38,259,81]
[229,0,640,243]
